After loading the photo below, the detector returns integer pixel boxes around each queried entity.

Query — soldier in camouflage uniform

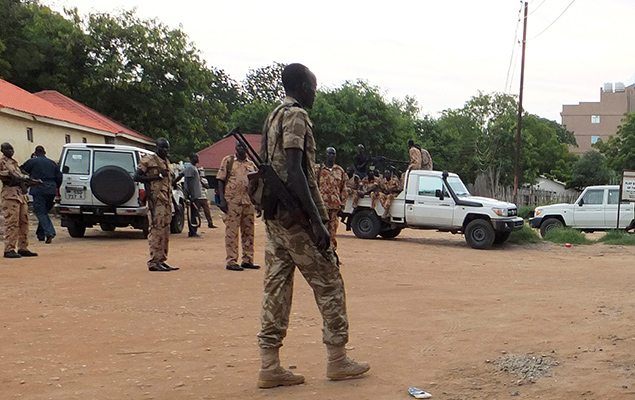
[316,147,347,249]
[359,172,380,208]
[134,139,178,272]
[0,143,39,258]
[257,64,369,389]
[216,142,259,271]
[407,139,422,170]
[378,169,403,219]
[420,147,433,170]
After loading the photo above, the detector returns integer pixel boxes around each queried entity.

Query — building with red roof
[0,79,154,162]
[197,133,262,176]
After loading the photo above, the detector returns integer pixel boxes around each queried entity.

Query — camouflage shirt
[138,153,172,205]
[217,155,257,205]
[316,163,348,210]
[421,148,433,170]
[409,147,422,169]
[263,96,328,222]
[0,155,27,203]
[382,176,403,194]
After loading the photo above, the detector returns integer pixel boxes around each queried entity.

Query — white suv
[56,143,185,238]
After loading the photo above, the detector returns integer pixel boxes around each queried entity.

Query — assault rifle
[224,127,310,230]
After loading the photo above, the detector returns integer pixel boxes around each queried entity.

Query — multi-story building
[561,82,635,154]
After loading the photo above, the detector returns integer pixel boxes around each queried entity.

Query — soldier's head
[235,142,247,160]
[367,172,375,181]
[346,166,355,178]
[282,63,317,109]
[356,144,365,154]
[34,145,46,156]
[407,139,415,148]
[1,142,14,158]
[190,153,199,165]
[156,138,170,159]
[384,169,392,179]
[325,147,336,166]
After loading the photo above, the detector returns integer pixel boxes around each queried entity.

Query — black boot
[18,249,38,257]
[4,250,21,258]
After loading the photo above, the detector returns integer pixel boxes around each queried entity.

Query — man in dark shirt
[21,146,62,243]
[353,144,369,177]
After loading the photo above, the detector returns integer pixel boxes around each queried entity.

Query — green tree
[242,62,286,104]
[0,0,88,95]
[568,150,613,189]
[80,10,228,159]
[596,113,635,173]
[229,100,271,133]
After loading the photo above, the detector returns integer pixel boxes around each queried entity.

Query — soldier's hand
[218,199,228,213]
[311,220,330,252]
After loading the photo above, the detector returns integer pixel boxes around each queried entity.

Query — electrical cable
[530,0,576,40]
[504,2,523,93]
[529,0,547,15]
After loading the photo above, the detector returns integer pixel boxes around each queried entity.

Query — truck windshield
[447,176,470,197]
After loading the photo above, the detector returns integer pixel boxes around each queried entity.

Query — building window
[65,134,71,144]
[26,127,33,142]
[591,115,601,124]
[591,135,600,145]
[82,137,87,143]
[105,137,115,144]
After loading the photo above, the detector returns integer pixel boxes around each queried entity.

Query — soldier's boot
[326,345,370,381]
[257,348,305,389]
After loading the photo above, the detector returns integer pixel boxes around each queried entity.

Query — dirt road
[2,217,635,400]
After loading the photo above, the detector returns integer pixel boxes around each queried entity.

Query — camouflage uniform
[217,155,257,266]
[345,175,361,207]
[420,148,433,170]
[316,163,347,249]
[379,176,402,218]
[360,176,380,208]
[408,146,422,170]
[258,96,349,349]
[138,154,172,268]
[0,155,29,253]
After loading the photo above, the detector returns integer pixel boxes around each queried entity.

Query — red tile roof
[197,134,262,170]
[34,91,153,143]
[0,79,153,145]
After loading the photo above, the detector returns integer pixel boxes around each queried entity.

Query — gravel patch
[493,353,559,385]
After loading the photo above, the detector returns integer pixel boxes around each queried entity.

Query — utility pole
[513,1,528,203]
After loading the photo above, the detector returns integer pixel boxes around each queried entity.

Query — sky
[46,0,635,122]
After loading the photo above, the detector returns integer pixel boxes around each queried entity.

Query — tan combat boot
[326,344,370,380]
[257,348,305,389]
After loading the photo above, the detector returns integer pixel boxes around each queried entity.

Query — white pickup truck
[529,185,635,237]
[342,170,524,249]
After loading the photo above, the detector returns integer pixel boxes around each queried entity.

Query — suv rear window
[93,151,135,174]
[63,149,90,175]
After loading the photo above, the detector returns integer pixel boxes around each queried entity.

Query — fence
[467,184,580,207]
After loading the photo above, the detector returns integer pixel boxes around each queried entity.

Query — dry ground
[2,214,635,400]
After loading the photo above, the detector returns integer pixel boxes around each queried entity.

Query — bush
[517,206,535,220]
[508,224,542,244]
[543,227,592,245]
[598,230,635,246]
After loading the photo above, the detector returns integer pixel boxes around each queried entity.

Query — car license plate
[66,188,85,200]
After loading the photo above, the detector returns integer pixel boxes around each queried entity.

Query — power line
[530,0,577,40]
[529,0,547,15]
[504,2,524,93]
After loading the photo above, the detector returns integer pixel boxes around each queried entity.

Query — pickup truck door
[60,148,94,206]
[605,189,635,228]
[405,175,454,227]
[573,188,606,228]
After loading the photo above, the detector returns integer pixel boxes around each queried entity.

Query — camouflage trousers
[147,200,171,267]
[222,202,255,265]
[2,199,28,253]
[258,219,349,349]
[370,192,380,208]
[379,193,396,217]
[345,188,360,208]
[327,209,341,249]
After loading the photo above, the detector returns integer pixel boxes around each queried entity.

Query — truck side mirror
[435,189,444,200]
[578,198,584,206]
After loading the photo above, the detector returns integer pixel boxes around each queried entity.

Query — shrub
[508,224,542,244]
[598,230,635,246]
[543,227,592,245]
[517,205,535,220]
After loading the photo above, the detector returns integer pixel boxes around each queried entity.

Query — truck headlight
[535,209,542,217]
[492,207,507,217]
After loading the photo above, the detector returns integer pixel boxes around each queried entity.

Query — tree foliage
[596,113,635,173]
[242,62,286,104]
[568,150,613,189]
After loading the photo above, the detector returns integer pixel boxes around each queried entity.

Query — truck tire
[493,231,511,244]
[539,218,563,238]
[170,201,185,234]
[465,219,495,249]
[351,210,381,239]
[67,221,86,238]
[379,228,402,239]
[100,223,116,232]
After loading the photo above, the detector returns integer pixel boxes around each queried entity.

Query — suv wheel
[493,231,511,244]
[351,209,381,239]
[170,201,185,234]
[67,221,86,238]
[539,218,563,238]
[465,219,495,249]
[379,227,402,239]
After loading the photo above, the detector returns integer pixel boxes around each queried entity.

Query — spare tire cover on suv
[91,166,135,206]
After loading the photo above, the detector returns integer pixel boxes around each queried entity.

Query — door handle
[79,177,89,181]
